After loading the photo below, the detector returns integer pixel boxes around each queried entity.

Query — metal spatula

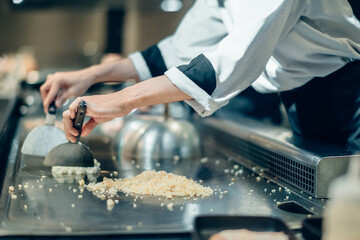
[43,101,94,167]
[21,101,67,157]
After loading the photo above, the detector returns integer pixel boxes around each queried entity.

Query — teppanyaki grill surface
[0,113,324,237]
[192,215,298,240]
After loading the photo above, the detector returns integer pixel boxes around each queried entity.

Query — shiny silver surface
[0,114,324,237]
[116,114,201,165]
[21,124,66,157]
[197,117,357,198]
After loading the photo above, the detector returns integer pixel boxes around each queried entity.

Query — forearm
[90,58,140,84]
[119,75,192,110]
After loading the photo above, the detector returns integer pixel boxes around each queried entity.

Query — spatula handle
[48,100,57,115]
[73,101,87,142]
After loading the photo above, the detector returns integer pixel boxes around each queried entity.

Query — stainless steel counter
[0,109,324,238]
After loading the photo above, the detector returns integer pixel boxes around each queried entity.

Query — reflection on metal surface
[116,115,201,170]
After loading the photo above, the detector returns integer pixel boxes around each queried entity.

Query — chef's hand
[62,92,132,143]
[40,68,96,113]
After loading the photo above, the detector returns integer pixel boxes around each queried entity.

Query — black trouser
[280,60,360,151]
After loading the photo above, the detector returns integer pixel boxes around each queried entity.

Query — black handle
[73,101,87,142]
[48,100,56,115]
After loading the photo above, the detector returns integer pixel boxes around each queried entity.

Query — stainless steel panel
[196,117,356,198]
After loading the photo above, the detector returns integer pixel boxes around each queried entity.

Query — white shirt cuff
[128,52,152,81]
[165,67,219,117]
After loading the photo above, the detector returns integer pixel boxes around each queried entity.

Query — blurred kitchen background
[0,0,193,69]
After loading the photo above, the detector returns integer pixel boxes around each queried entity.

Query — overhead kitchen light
[160,0,183,12]
[12,0,24,4]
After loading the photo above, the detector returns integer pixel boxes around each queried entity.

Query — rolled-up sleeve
[165,0,294,116]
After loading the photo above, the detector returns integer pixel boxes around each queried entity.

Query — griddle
[0,109,326,238]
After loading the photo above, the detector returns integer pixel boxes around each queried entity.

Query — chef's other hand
[62,93,132,142]
[40,68,96,113]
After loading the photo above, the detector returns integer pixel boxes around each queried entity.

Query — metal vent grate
[201,125,316,195]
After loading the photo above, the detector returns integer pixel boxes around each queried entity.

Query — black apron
[280,60,360,151]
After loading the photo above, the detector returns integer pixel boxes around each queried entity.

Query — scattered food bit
[155,163,161,167]
[133,203,137,208]
[271,189,276,193]
[73,189,77,193]
[78,195,83,199]
[18,184,23,190]
[24,184,28,189]
[238,169,244,175]
[64,227,72,232]
[310,207,314,211]
[49,188,53,193]
[71,204,75,208]
[8,186,14,192]
[126,226,133,231]
[234,165,239,170]
[309,196,313,200]
[256,176,261,182]
[200,157,208,163]
[138,222,143,226]
[167,202,174,211]
[135,164,140,169]
[215,160,220,165]
[264,188,267,192]
[114,200,119,204]
[224,169,230,174]
[285,196,289,200]
[23,204,28,211]
[11,194,17,200]
[113,171,118,177]
[107,199,115,209]
[180,206,184,211]
[79,179,85,187]
[210,208,214,212]
[160,203,164,207]
[249,189,254,193]
[39,185,43,189]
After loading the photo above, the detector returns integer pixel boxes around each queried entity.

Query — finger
[43,81,60,113]
[81,118,99,137]
[55,89,74,108]
[62,110,79,143]
[68,97,83,119]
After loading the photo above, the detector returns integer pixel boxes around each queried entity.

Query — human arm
[40,58,139,112]
[162,0,296,116]
[63,75,191,142]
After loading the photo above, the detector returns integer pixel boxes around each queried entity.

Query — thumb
[81,118,99,137]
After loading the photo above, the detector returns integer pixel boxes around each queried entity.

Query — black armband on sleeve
[178,54,217,95]
[141,45,168,77]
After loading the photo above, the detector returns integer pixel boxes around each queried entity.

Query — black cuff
[141,45,168,77]
[178,54,217,95]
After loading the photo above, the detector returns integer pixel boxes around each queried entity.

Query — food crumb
[215,160,220,165]
[210,208,214,212]
[138,222,143,226]
[234,165,239,170]
[8,186,14,192]
[11,194,17,200]
[200,157,208,163]
[155,163,161,167]
[167,202,174,211]
[180,206,184,211]
[78,195,83,199]
[23,204,28,211]
[18,184,23,190]
[224,169,230,174]
[256,176,261,182]
[126,226,133,231]
[65,227,72,232]
[79,179,85,187]
[73,189,77,193]
[49,188,53,193]
[133,203,137,208]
